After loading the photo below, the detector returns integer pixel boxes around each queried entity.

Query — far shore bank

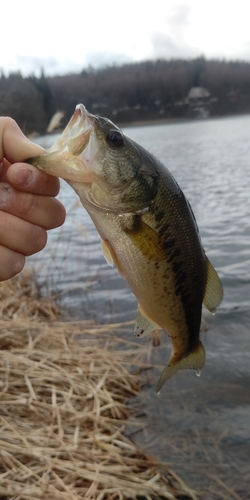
[119,111,250,129]
[37,111,250,140]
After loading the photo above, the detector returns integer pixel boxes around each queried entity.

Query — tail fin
[156,340,205,393]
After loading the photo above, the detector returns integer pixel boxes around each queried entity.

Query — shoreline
[36,111,250,139]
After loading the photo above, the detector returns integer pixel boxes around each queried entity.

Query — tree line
[1,57,250,135]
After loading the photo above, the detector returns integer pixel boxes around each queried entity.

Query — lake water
[31,115,250,499]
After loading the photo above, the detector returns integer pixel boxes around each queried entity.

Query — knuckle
[18,192,37,216]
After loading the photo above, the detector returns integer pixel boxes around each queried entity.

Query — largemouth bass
[28,104,223,391]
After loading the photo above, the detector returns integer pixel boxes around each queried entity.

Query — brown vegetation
[0,272,198,500]
[2,57,250,134]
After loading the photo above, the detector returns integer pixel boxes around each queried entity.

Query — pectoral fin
[203,257,223,313]
[156,340,205,393]
[100,239,125,277]
[101,239,114,267]
[134,306,159,338]
[125,218,166,262]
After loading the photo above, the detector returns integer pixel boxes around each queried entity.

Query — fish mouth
[50,104,93,155]
[28,104,98,183]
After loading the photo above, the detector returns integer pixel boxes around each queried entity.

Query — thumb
[0,117,45,164]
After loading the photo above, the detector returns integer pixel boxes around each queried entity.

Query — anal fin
[134,306,159,338]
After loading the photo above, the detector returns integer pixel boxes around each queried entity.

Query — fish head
[28,104,159,214]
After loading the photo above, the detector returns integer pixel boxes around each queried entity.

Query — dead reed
[0,272,198,500]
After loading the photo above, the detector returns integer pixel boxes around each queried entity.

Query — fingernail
[13,167,34,187]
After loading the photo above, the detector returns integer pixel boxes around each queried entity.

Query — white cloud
[2,0,250,76]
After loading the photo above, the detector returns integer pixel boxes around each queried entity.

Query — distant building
[187,87,211,118]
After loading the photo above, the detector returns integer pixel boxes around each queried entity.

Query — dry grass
[0,271,61,322]
[0,272,198,500]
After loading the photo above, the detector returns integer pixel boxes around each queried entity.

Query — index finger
[6,162,61,197]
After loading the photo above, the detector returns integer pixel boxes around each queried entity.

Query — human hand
[0,117,66,281]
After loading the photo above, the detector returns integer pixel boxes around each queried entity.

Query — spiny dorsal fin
[134,306,159,338]
[203,256,223,314]
[156,340,205,393]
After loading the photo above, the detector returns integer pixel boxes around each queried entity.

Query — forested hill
[2,57,250,135]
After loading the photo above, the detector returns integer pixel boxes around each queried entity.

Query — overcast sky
[2,0,250,76]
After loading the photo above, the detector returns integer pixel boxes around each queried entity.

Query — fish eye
[106,129,124,148]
